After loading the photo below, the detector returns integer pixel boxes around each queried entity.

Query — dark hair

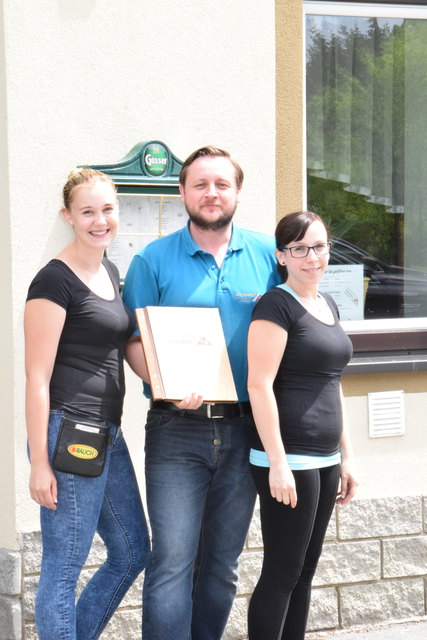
[179,145,244,188]
[275,211,330,282]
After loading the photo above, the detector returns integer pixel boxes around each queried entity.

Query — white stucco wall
[0,0,17,550]
[0,0,277,543]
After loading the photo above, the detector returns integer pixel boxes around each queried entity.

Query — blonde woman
[24,169,149,640]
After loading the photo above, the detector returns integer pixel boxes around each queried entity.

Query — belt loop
[111,425,121,446]
[207,404,212,419]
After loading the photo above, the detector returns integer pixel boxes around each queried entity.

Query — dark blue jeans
[142,408,256,640]
[34,410,150,640]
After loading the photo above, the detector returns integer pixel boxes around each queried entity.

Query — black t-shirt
[26,258,135,424]
[250,286,353,456]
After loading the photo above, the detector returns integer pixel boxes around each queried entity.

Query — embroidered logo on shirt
[235,293,263,302]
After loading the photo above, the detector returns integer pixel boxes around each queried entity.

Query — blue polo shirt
[123,222,280,401]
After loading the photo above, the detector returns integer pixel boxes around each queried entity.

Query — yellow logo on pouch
[67,444,98,460]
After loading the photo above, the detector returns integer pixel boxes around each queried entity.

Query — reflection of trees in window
[404,20,427,272]
[306,16,427,272]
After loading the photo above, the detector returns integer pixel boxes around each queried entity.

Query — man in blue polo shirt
[123,145,280,640]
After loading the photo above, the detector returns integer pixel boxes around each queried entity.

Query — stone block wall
[0,549,22,640]
[226,495,427,638]
[3,495,426,639]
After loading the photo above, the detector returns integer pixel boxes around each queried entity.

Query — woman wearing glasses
[247,211,358,640]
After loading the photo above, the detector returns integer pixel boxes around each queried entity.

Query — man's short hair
[179,146,244,189]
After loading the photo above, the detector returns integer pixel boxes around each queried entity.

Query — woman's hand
[29,461,58,510]
[336,457,358,505]
[172,393,204,410]
[269,461,297,508]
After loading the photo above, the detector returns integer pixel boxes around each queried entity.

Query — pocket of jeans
[145,410,178,432]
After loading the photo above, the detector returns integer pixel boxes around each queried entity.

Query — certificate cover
[135,306,238,402]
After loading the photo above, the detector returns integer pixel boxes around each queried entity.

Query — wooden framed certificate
[135,306,238,402]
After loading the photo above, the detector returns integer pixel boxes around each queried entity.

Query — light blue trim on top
[278,283,328,306]
[277,282,302,302]
[250,448,341,470]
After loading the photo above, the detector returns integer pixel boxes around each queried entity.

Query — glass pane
[306,12,427,319]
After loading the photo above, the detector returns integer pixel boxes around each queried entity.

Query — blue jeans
[142,408,256,640]
[34,410,150,640]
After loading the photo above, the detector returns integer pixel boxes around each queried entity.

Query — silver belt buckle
[206,404,223,419]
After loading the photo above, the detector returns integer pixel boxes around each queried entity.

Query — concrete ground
[306,618,427,639]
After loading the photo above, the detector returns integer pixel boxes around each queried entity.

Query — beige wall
[1,0,277,544]
[343,373,427,499]
[276,0,305,215]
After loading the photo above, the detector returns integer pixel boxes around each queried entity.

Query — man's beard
[186,206,236,231]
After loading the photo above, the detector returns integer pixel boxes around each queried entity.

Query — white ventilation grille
[368,390,405,438]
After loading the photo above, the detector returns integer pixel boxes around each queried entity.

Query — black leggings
[248,464,340,640]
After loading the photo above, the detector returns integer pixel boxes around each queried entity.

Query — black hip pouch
[52,416,110,477]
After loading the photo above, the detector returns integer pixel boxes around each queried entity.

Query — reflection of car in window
[329,237,427,319]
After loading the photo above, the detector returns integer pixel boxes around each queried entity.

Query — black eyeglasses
[280,242,332,258]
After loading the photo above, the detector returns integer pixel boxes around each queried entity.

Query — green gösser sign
[143,143,168,176]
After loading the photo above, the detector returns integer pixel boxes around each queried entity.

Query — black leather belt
[150,400,252,419]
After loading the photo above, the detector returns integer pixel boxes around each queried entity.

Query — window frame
[304,1,427,17]
[303,1,427,365]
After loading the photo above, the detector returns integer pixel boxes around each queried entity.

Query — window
[304,2,427,328]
